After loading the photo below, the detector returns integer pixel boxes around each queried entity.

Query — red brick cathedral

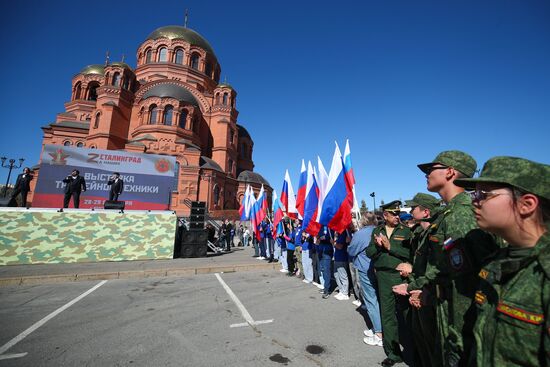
[33,25,271,216]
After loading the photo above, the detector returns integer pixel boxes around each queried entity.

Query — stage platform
[0,208,177,265]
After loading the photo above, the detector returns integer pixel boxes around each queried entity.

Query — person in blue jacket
[317,225,334,298]
[284,222,297,276]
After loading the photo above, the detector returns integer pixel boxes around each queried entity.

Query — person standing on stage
[107,172,124,201]
[62,169,86,208]
[10,167,33,207]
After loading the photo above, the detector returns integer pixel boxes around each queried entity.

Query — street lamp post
[1,157,24,197]
[370,192,376,213]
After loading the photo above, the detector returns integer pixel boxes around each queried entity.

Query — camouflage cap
[405,193,440,211]
[417,150,477,178]
[381,200,401,213]
[455,156,550,200]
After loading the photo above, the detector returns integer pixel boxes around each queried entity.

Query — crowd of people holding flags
[237,141,550,367]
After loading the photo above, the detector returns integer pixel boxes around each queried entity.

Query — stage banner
[33,145,176,210]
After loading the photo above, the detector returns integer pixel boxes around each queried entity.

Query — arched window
[74,82,82,100]
[149,104,158,124]
[163,105,173,125]
[87,82,99,101]
[213,185,220,206]
[145,48,152,63]
[94,113,100,128]
[229,130,234,144]
[215,93,220,105]
[158,47,168,62]
[205,62,212,77]
[122,77,129,90]
[179,110,188,129]
[222,93,228,106]
[191,53,200,70]
[76,142,84,148]
[112,72,121,87]
[174,49,184,64]
[63,141,71,146]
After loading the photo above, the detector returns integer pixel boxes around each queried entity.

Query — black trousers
[10,189,28,207]
[63,191,81,208]
[225,236,231,251]
[109,191,119,201]
[287,249,295,274]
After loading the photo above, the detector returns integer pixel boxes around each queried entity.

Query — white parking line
[214,273,273,328]
[0,280,108,358]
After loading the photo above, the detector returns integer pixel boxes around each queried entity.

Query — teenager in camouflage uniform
[416,151,499,367]
[454,156,550,367]
[392,192,441,367]
[366,200,412,366]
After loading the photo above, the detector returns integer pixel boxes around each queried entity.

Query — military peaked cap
[381,200,401,213]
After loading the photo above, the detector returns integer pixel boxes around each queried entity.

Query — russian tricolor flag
[250,186,266,241]
[295,160,307,219]
[302,161,321,236]
[343,139,361,218]
[280,170,298,219]
[272,189,286,237]
[239,185,253,221]
[318,143,353,233]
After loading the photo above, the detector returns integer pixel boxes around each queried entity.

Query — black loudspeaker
[179,226,208,258]
[180,243,208,258]
[190,201,206,229]
[104,200,125,210]
[182,229,208,245]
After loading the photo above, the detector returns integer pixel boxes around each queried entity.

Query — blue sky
[1,0,549,208]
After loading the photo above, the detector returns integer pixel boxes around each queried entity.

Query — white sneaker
[352,300,361,307]
[258,256,265,260]
[279,269,288,273]
[302,279,312,284]
[363,329,374,338]
[333,292,341,299]
[312,282,324,289]
[337,294,350,301]
[363,334,383,347]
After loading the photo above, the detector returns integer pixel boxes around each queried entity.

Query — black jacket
[107,178,124,195]
[62,175,87,194]
[14,173,33,192]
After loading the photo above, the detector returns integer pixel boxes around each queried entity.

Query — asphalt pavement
[0,269,394,366]
[0,246,277,286]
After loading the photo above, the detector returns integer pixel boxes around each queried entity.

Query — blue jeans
[243,236,249,247]
[301,249,313,282]
[334,261,349,295]
[358,268,382,333]
[259,238,267,257]
[320,252,332,294]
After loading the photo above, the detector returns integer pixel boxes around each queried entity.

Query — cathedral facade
[33,25,271,216]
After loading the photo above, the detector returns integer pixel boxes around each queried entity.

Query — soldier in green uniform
[453,156,550,367]
[392,192,441,367]
[416,151,499,367]
[366,200,413,366]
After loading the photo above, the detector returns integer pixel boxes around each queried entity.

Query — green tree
[360,199,368,214]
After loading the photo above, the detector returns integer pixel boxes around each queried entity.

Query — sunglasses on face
[468,189,508,203]
[424,165,448,175]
